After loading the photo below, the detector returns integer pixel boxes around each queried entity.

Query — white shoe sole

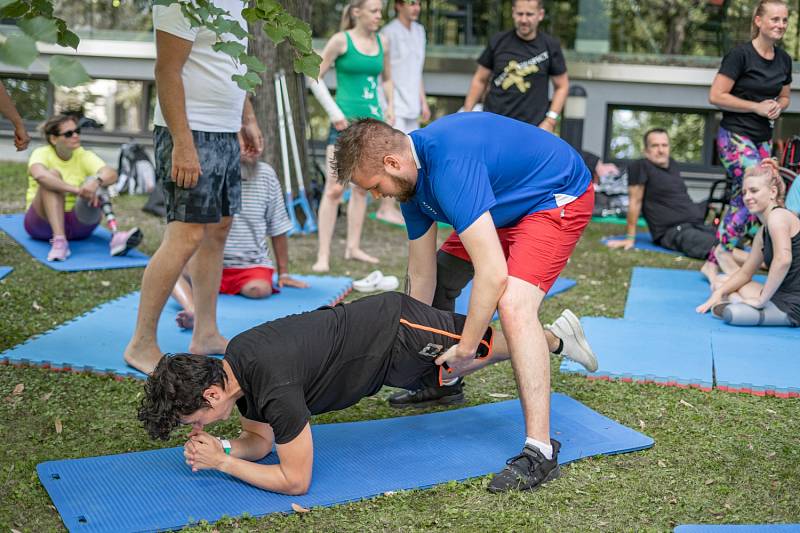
[560,309,598,372]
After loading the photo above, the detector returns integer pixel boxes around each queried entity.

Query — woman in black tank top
[697,159,800,326]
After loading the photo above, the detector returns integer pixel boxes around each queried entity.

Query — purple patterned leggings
[708,127,771,263]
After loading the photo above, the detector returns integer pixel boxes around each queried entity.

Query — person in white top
[124,0,264,374]
[377,0,430,225]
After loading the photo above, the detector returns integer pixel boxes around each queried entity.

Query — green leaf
[232,71,262,93]
[18,16,59,44]
[256,0,282,16]
[0,33,38,68]
[241,7,259,22]
[49,56,91,87]
[263,22,288,44]
[293,52,322,79]
[57,29,80,50]
[0,0,18,9]
[30,0,53,17]
[0,0,29,18]
[238,53,266,73]
[211,40,246,58]
[152,0,176,6]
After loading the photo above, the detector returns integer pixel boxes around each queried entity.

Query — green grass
[1,161,798,531]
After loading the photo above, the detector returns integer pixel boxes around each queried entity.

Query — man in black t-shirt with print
[607,128,717,259]
[138,292,597,495]
[463,0,568,133]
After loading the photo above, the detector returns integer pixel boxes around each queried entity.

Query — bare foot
[312,257,330,273]
[189,333,229,356]
[345,248,379,264]
[123,341,163,375]
[175,310,195,330]
[376,208,405,226]
[700,261,719,286]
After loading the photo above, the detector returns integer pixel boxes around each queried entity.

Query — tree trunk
[249,1,313,192]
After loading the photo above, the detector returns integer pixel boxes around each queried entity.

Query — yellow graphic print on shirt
[500,60,540,93]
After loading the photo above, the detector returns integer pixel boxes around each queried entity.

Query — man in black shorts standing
[138,292,596,495]
[124,1,263,373]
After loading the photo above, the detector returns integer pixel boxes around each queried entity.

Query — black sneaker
[487,439,561,493]
[388,378,465,408]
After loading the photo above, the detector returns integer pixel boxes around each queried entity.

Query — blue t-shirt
[401,112,591,240]
[787,178,800,215]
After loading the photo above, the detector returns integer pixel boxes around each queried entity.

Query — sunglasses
[52,127,81,138]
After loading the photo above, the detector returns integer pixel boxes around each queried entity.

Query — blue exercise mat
[455,277,577,318]
[0,213,149,271]
[37,393,653,533]
[712,330,800,397]
[563,267,800,396]
[1,275,352,378]
[0,266,11,280]
[602,233,680,255]
[676,526,800,532]
[560,317,714,389]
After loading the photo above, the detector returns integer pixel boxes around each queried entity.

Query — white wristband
[218,438,231,455]
[306,76,345,124]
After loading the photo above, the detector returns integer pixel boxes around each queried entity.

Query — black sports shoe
[487,439,561,493]
[388,378,465,408]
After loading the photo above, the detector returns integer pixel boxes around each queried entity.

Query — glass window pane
[54,80,145,134]
[1,77,49,122]
[608,107,707,163]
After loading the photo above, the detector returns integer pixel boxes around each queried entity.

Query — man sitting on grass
[138,292,597,496]
[607,128,717,259]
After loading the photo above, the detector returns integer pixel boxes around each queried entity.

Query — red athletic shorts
[219,266,277,295]
[439,185,594,293]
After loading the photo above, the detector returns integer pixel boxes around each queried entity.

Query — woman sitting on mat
[697,159,800,326]
[25,114,142,261]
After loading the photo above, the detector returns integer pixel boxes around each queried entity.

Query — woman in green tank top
[311,0,395,273]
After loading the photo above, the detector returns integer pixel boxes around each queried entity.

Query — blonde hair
[744,158,787,206]
[751,0,788,39]
[340,0,371,31]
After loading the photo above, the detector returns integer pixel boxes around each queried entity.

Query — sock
[551,338,564,355]
[525,437,553,460]
[441,377,460,386]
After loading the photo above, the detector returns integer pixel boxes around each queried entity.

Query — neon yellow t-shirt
[26,146,106,212]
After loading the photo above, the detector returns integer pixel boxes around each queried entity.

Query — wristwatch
[545,110,559,121]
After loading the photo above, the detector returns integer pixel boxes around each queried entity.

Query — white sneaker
[353,270,384,292]
[546,309,598,372]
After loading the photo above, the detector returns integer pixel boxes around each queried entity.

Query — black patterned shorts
[154,126,241,223]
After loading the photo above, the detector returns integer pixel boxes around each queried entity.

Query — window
[1,77,50,122]
[606,106,710,164]
[54,80,146,134]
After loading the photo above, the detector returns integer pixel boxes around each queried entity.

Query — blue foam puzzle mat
[563,267,800,396]
[676,526,800,532]
[0,266,11,280]
[1,275,352,378]
[602,233,681,255]
[455,277,576,319]
[560,317,714,389]
[37,393,653,532]
[712,330,800,396]
[0,213,149,271]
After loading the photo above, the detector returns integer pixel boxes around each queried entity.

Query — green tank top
[335,32,384,120]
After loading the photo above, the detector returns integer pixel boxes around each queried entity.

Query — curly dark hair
[137,353,227,440]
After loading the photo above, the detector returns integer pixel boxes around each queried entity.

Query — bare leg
[187,216,232,355]
[173,271,195,330]
[124,222,205,373]
[32,187,66,236]
[731,248,750,267]
[715,247,740,276]
[345,184,379,264]
[376,197,405,225]
[452,329,560,379]
[239,279,273,299]
[313,144,344,273]
[700,260,720,288]
[497,277,550,443]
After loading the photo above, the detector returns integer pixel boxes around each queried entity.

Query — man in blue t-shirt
[333,112,597,493]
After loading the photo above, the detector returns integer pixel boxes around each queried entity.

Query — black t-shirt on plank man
[718,42,793,143]
[627,158,705,243]
[478,30,567,126]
